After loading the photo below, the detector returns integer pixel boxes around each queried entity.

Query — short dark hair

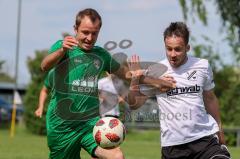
[74,8,102,29]
[163,22,190,44]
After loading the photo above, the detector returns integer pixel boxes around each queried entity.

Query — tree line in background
[0,0,239,145]
[0,60,15,82]
[23,50,49,135]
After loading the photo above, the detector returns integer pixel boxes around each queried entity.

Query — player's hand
[62,36,79,52]
[156,75,176,92]
[161,75,176,86]
[214,133,230,155]
[157,78,176,92]
[35,107,43,118]
[118,96,125,103]
[217,130,226,145]
[221,144,229,152]
[127,54,145,78]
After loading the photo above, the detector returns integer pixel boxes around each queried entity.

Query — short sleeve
[44,69,54,89]
[203,62,215,91]
[48,40,63,54]
[96,47,120,73]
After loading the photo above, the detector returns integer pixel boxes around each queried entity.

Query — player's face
[164,36,190,68]
[75,16,101,51]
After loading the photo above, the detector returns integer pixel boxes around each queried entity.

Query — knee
[111,151,124,159]
[95,146,125,159]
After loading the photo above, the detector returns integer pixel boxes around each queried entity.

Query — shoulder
[99,76,112,84]
[53,40,63,46]
[188,56,209,68]
[158,58,169,65]
[92,46,112,60]
[157,58,170,71]
[98,77,107,84]
[93,46,109,54]
[48,40,63,54]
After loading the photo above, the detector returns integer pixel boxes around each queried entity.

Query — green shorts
[47,116,100,159]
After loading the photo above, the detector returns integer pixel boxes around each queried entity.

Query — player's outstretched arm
[140,76,176,92]
[127,55,148,110]
[113,57,175,92]
[41,36,78,71]
[203,90,226,145]
[35,86,49,118]
[128,77,148,110]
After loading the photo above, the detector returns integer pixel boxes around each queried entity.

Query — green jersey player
[41,8,175,159]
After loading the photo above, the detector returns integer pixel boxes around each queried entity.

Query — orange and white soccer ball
[93,117,126,149]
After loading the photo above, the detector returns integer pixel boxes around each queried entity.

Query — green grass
[0,124,239,159]
[0,124,49,159]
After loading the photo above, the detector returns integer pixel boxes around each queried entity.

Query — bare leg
[95,146,124,159]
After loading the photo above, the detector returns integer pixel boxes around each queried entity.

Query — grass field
[0,124,239,159]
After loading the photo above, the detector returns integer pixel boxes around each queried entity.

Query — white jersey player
[157,56,219,146]
[128,22,230,159]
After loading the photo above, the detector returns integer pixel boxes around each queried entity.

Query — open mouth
[84,43,92,46]
[170,59,179,66]
[83,43,93,49]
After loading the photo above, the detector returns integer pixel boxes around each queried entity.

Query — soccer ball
[93,117,126,149]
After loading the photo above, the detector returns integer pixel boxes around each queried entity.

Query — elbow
[41,65,46,72]
[127,95,146,110]
[41,61,48,72]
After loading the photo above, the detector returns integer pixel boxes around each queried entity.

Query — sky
[0,0,230,85]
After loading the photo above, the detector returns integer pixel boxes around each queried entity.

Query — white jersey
[98,76,122,117]
[156,55,219,147]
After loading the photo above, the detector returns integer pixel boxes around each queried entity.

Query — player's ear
[186,44,190,52]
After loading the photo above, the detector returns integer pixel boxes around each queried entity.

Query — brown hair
[164,22,190,45]
[74,8,102,29]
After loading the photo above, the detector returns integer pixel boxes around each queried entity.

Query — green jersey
[45,40,120,159]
